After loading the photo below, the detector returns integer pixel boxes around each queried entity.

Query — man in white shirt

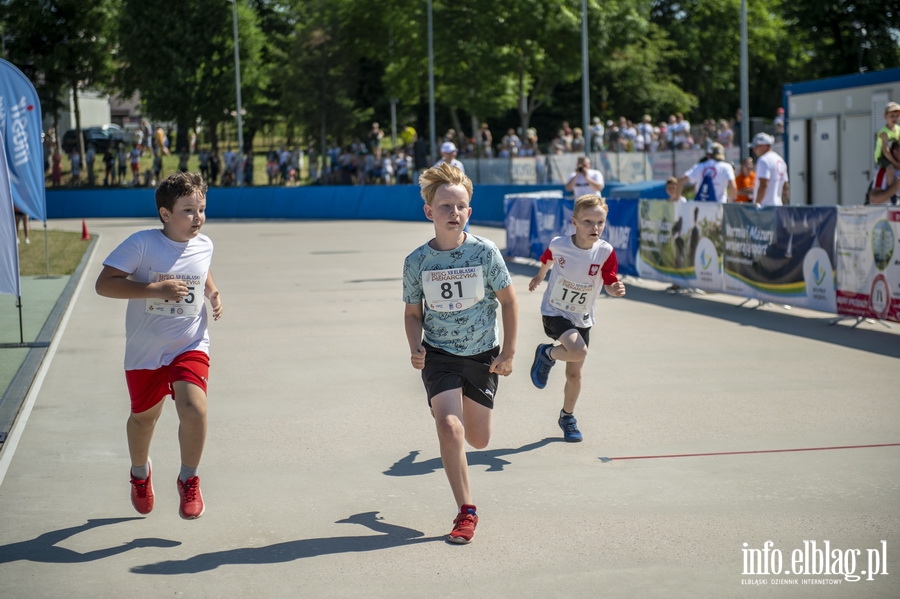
[677,143,736,203]
[565,156,604,197]
[750,133,789,206]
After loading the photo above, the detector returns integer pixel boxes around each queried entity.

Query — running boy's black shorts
[421,342,499,409]
[542,315,591,347]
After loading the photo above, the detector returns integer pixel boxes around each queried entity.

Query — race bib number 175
[549,276,594,314]
[422,267,485,312]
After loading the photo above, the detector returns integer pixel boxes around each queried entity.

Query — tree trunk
[71,82,85,162]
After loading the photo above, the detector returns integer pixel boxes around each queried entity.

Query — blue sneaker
[530,344,555,389]
[558,413,583,442]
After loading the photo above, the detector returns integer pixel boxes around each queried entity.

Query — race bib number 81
[422,267,485,312]
[146,271,204,317]
[549,276,594,313]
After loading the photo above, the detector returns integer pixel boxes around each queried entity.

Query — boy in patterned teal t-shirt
[403,163,518,545]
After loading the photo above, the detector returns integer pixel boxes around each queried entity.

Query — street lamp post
[581,0,590,156]
[230,0,245,186]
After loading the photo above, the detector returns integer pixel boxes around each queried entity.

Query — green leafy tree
[118,0,266,153]
[281,0,364,154]
[1,0,119,157]
[783,0,900,78]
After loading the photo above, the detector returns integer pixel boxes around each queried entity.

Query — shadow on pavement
[0,517,180,564]
[384,437,564,477]
[130,512,443,575]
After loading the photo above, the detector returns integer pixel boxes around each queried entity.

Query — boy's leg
[550,329,588,442]
[127,399,165,469]
[172,381,208,470]
[172,380,208,519]
[431,389,473,508]
[562,360,586,414]
[461,395,492,451]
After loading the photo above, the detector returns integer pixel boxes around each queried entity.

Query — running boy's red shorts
[125,350,209,413]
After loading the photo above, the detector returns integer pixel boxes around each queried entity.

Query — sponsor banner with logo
[504,193,640,277]
[503,191,568,261]
[722,205,837,312]
[637,200,724,290]
[601,199,639,278]
[0,59,46,222]
[835,206,900,323]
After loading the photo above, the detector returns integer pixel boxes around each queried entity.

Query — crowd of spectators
[44,107,782,188]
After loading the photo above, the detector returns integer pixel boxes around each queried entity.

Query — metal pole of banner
[43,220,49,278]
[16,295,23,344]
[740,0,750,162]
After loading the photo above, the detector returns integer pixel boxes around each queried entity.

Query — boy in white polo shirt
[528,194,626,442]
[96,172,223,520]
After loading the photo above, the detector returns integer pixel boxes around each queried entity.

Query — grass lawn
[16,230,91,276]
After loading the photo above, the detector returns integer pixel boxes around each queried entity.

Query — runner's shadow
[131,512,443,575]
[0,517,180,564]
[384,437,563,477]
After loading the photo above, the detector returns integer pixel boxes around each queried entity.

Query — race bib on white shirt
[422,267,485,312]
[549,276,595,314]
[146,271,204,317]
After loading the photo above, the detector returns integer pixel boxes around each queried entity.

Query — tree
[1,0,119,158]
[783,0,900,78]
[118,0,266,152]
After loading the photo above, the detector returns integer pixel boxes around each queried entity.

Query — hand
[489,352,514,376]
[607,281,626,297]
[528,275,543,292]
[154,278,189,301]
[207,290,223,320]
[410,345,426,370]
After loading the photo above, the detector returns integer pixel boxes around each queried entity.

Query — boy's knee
[435,414,465,441]
[466,433,490,450]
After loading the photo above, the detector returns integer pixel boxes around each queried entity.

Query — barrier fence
[504,194,900,324]
[461,144,778,186]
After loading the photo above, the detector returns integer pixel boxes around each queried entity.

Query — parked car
[61,124,129,154]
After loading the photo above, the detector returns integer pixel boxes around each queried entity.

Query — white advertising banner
[835,206,900,323]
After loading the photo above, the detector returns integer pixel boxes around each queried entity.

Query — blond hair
[573,194,608,217]
[418,162,473,205]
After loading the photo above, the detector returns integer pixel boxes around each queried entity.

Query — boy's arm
[601,252,626,297]
[205,270,223,320]
[604,278,626,297]
[404,302,426,370]
[489,284,518,376]
[528,260,553,291]
[95,264,188,301]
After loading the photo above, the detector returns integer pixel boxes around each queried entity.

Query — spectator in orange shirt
[735,157,756,203]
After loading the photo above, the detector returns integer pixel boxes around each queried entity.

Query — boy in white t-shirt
[96,172,223,520]
[528,195,626,442]
[403,163,518,544]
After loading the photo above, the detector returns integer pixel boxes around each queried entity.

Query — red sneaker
[130,462,154,515]
[177,475,205,520]
[448,505,478,544]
